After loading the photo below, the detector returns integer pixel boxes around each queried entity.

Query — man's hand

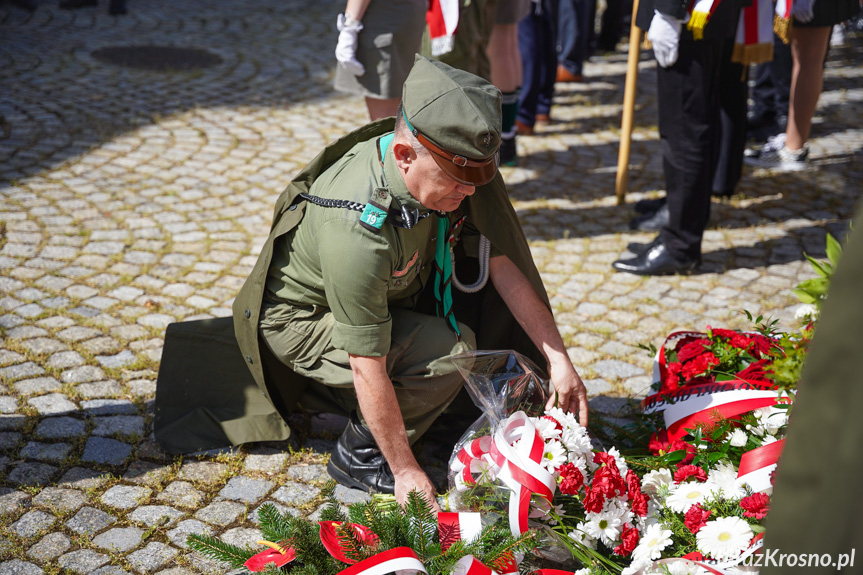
[394,466,441,512]
[647,10,682,68]
[335,13,366,76]
[791,0,815,23]
[547,357,589,426]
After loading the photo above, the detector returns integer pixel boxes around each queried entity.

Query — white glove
[647,10,682,68]
[791,0,815,23]
[335,13,365,76]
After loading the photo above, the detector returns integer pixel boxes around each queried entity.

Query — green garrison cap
[402,55,502,186]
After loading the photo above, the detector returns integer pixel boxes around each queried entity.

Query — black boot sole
[326,458,375,493]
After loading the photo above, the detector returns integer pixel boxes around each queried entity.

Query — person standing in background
[334,0,426,120]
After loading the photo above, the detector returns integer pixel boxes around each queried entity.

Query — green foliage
[792,232,843,310]
[187,480,536,574]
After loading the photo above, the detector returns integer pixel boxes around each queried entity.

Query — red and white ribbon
[336,547,427,575]
[488,412,556,536]
[451,436,495,490]
[736,439,785,493]
[438,512,482,551]
[662,387,779,441]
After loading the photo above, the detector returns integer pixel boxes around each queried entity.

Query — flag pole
[615,0,642,205]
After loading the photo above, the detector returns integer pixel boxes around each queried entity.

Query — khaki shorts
[334,0,426,100]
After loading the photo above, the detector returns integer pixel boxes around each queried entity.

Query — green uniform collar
[382,133,429,214]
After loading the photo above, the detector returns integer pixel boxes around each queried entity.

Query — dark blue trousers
[518,0,557,127]
[557,0,594,75]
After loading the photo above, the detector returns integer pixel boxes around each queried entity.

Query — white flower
[585,504,625,546]
[574,569,591,575]
[561,425,593,456]
[665,483,710,513]
[607,447,629,476]
[795,303,818,321]
[542,439,567,472]
[535,417,562,440]
[545,407,581,433]
[631,523,673,565]
[568,522,597,550]
[642,468,673,494]
[762,434,778,445]
[696,517,754,562]
[666,560,711,575]
[705,461,743,500]
[728,428,748,447]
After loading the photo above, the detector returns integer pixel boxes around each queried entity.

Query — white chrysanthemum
[545,407,581,433]
[561,425,593,456]
[605,497,635,527]
[762,434,778,445]
[542,439,567,472]
[535,417,563,440]
[584,504,625,546]
[631,523,673,565]
[665,482,710,513]
[574,569,591,575]
[728,428,748,447]
[696,517,753,562]
[795,303,818,320]
[706,461,743,500]
[568,522,597,550]
[642,468,673,495]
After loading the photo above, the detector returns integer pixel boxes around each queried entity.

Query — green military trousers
[259,301,476,444]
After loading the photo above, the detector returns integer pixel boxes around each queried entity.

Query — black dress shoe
[626,236,661,255]
[612,242,699,276]
[11,0,38,11]
[108,0,126,14]
[59,0,97,8]
[634,196,666,214]
[327,411,395,494]
[629,204,669,231]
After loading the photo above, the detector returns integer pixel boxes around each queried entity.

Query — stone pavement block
[20,441,72,463]
[178,460,229,485]
[124,460,171,486]
[36,416,87,439]
[32,487,88,512]
[9,510,55,537]
[0,560,45,575]
[7,462,57,486]
[218,476,274,504]
[286,463,329,483]
[58,549,110,573]
[59,467,111,490]
[167,519,213,549]
[13,376,62,395]
[221,526,263,551]
[129,505,185,527]
[66,507,118,537]
[127,542,178,573]
[92,527,146,553]
[195,500,246,526]
[0,432,22,450]
[27,532,72,562]
[92,415,145,437]
[157,481,206,509]
[101,486,152,510]
[272,481,319,507]
[82,399,138,415]
[82,437,133,465]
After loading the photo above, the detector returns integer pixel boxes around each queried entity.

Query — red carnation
[625,470,642,501]
[740,492,771,519]
[736,359,772,384]
[730,333,752,350]
[748,334,777,358]
[677,340,711,363]
[710,328,737,340]
[684,503,711,534]
[674,465,708,483]
[558,463,584,495]
[662,362,683,392]
[583,487,605,513]
[630,491,648,517]
[682,352,719,380]
[613,523,640,557]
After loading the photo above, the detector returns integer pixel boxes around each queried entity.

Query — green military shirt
[265,133,497,358]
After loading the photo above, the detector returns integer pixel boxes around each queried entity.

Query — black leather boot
[327,412,395,494]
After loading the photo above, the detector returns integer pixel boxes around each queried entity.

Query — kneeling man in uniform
[155,56,587,509]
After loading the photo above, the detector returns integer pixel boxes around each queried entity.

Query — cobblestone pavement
[1,0,862,572]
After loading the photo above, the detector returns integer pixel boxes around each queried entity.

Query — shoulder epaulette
[358,187,392,233]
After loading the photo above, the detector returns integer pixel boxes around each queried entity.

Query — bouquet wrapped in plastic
[445,351,645,573]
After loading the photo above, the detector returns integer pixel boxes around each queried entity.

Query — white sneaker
[745,136,809,172]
